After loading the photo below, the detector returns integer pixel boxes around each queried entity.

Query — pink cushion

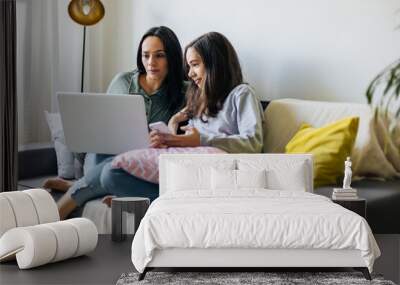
[111,147,226,184]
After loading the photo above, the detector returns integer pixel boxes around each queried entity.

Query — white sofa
[264,99,400,234]
[264,98,399,178]
[17,98,400,234]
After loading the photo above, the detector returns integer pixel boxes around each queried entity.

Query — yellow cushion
[285,117,359,187]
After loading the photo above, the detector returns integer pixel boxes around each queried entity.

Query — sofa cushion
[285,117,359,187]
[264,99,400,179]
[45,111,76,179]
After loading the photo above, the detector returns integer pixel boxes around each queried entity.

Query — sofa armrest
[18,143,57,180]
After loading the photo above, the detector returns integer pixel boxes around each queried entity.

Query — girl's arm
[149,126,200,148]
[167,107,189,134]
[198,86,264,153]
[150,86,264,152]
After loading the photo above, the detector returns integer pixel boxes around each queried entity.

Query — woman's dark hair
[137,26,184,112]
[184,32,243,119]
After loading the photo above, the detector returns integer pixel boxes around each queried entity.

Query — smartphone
[149,121,171,134]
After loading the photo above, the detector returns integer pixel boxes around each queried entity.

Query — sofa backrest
[263,98,372,174]
[159,153,313,195]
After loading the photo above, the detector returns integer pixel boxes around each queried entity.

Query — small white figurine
[342,157,352,189]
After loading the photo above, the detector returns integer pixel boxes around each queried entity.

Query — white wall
[128,0,400,102]
[16,0,82,144]
[17,0,400,143]
[57,0,82,105]
[86,0,136,93]
[17,0,83,144]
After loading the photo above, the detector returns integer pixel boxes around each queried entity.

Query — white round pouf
[24,189,60,223]
[0,191,39,227]
[0,196,17,237]
[42,221,79,262]
[66,218,98,257]
[0,218,98,269]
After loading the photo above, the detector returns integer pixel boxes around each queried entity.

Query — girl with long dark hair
[150,32,264,153]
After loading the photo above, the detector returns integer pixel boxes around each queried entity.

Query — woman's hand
[149,127,201,148]
[168,107,189,134]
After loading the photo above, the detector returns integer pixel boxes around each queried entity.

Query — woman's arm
[106,72,132,94]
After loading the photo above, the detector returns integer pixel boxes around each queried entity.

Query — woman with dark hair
[48,26,186,219]
[150,32,264,154]
[136,26,184,114]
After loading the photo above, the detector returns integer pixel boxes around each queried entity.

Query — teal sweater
[107,69,184,124]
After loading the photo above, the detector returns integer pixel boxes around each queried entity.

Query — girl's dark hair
[184,32,243,119]
[137,26,184,112]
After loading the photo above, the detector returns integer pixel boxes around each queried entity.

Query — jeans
[83,153,114,175]
[70,156,159,206]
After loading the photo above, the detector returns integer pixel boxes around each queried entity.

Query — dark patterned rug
[116,271,396,285]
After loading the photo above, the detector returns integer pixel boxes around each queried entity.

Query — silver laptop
[57,92,149,154]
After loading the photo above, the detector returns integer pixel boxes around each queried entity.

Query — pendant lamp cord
[81,25,86,93]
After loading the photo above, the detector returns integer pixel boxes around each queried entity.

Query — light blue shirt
[189,84,264,153]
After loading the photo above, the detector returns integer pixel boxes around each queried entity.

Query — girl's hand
[168,107,189,134]
[149,130,168,148]
[149,127,201,148]
[178,126,201,147]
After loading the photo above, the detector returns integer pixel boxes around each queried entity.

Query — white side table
[111,197,150,242]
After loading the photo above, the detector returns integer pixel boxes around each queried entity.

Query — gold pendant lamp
[68,0,105,26]
[67,0,105,92]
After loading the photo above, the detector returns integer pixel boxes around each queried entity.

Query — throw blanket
[363,115,400,178]
[111,147,226,183]
[131,190,380,273]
